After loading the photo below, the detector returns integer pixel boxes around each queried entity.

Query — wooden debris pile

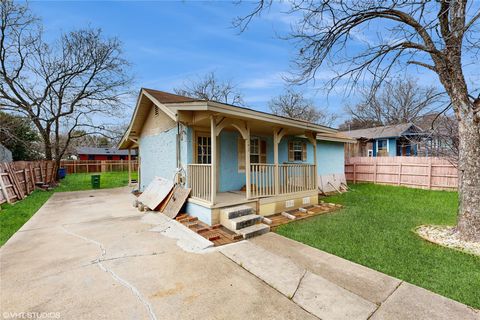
[133,176,192,220]
[0,161,57,205]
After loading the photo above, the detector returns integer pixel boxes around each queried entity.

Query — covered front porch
[184,114,319,209]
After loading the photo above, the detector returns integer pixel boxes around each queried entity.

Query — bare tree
[346,78,444,126]
[174,72,244,105]
[0,1,132,167]
[415,112,459,162]
[338,118,383,131]
[269,88,337,126]
[238,0,480,241]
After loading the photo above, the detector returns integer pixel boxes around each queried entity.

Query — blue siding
[316,141,345,175]
[372,138,397,157]
[388,139,397,157]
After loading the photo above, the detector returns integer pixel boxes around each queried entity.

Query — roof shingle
[143,88,203,104]
[341,123,422,139]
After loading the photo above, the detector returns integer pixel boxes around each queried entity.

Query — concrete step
[226,214,263,230]
[237,223,270,239]
[221,205,254,219]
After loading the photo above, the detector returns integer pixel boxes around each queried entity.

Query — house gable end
[139,100,177,138]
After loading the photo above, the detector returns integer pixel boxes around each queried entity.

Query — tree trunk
[456,102,480,242]
[43,137,53,160]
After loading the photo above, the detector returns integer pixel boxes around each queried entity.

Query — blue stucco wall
[139,125,191,191]
[185,202,212,225]
[278,136,315,164]
[216,132,318,192]
[316,141,345,175]
[219,131,245,192]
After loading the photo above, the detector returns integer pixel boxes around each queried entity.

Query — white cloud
[240,72,289,89]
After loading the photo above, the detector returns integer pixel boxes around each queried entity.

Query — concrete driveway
[1,188,478,320]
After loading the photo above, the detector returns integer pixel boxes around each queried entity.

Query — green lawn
[276,183,480,309]
[0,171,136,246]
[55,171,137,192]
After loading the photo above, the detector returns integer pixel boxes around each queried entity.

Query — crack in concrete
[99,252,166,262]
[367,280,404,320]
[291,269,307,300]
[220,251,321,319]
[80,252,166,267]
[61,225,157,320]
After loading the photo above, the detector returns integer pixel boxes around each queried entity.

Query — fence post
[397,163,402,186]
[0,172,11,203]
[373,162,377,183]
[427,161,432,189]
[353,163,357,183]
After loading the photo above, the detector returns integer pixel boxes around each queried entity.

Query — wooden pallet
[268,203,342,229]
[175,213,242,246]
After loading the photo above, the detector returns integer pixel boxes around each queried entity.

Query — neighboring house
[119,88,353,226]
[342,123,427,157]
[0,144,13,162]
[76,147,137,161]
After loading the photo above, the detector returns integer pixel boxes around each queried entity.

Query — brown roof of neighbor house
[143,88,203,104]
[341,123,423,140]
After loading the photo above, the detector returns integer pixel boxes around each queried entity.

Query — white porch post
[273,129,280,195]
[127,148,132,186]
[210,116,217,204]
[245,122,251,199]
[307,131,319,190]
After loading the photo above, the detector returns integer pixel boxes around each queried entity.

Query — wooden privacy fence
[0,161,57,205]
[60,160,139,174]
[345,157,458,191]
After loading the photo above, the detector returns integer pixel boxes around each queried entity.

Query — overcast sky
[30,1,478,127]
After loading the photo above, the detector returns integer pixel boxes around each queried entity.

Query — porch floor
[215,191,253,208]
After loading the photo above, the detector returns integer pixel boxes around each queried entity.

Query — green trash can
[91,174,101,189]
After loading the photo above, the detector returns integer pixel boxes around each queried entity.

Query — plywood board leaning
[162,186,191,219]
[137,176,174,210]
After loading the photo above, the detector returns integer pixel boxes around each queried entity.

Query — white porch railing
[188,163,317,203]
[278,164,317,195]
[250,163,317,198]
[250,164,276,198]
[187,164,212,202]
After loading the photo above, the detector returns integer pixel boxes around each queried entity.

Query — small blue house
[119,89,353,226]
[342,123,427,157]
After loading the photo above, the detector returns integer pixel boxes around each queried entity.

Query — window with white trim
[250,137,260,163]
[376,139,388,156]
[196,133,211,164]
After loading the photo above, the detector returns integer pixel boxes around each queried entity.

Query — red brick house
[76,147,137,161]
